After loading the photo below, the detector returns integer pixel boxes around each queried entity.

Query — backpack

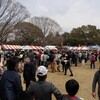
[49,54,55,62]
[91,55,96,62]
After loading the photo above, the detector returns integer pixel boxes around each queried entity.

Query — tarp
[22,46,44,50]
[72,46,89,50]
[44,46,58,51]
[21,45,32,50]
[88,45,100,50]
[44,46,50,50]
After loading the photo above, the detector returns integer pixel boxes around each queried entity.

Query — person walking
[78,52,82,63]
[81,52,85,67]
[23,57,36,90]
[56,51,61,72]
[71,52,78,67]
[90,53,96,69]
[92,67,100,100]
[41,51,49,68]
[49,51,56,72]
[64,52,73,76]
[61,52,66,72]
[27,65,62,100]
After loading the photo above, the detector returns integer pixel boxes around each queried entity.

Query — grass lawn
[22,60,100,100]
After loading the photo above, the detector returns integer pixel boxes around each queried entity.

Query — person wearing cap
[27,65,62,100]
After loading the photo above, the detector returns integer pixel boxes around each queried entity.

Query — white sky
[16,0,100,32]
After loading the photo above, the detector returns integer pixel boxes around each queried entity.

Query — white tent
[44,46,58,51]
[21,45,32,50]
[88,45,100,50]
[73,46,88,50]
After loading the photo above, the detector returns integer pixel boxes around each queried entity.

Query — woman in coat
[0,56,23,100]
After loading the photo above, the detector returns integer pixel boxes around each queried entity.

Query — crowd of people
[0,49,100,100]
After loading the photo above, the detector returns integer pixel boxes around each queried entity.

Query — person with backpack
[49,51,56,72]
[92,67,100,100]
[41,51,49,68]
[90,53,96,69]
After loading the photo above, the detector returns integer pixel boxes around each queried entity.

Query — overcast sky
[16,0,100,32]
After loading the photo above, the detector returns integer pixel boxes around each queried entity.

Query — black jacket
[0,70,22,100]
[23,62,36,81]
[92,70,100,97]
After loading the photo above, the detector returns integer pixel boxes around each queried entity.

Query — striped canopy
[2,45,22,50]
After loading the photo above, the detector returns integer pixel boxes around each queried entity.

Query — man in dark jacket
[92,68,100,100]
[27,65,62,100]
[64,52,73,76]
[0,56,22,100]
[23,57,36,90]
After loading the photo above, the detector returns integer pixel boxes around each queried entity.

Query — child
[62,79,84,100]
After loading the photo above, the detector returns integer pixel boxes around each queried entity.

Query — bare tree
[30,16,62,37]
[0,0,29,44]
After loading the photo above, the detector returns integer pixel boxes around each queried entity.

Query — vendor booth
[44,46,58,51]
[2,45,22,50]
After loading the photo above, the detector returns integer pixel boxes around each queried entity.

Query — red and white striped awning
[74,46,88,50]
[81,47,88,50]
[2,45,22,50]
[2,45,44,50]
[74,47,82,50]
[39,46,44,50]
[35,46,44,50]
[29,46,44,50]
[29,46,37,50]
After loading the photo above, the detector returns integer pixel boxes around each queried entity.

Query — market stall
[44,46,58,51]
[2,45,22,50]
